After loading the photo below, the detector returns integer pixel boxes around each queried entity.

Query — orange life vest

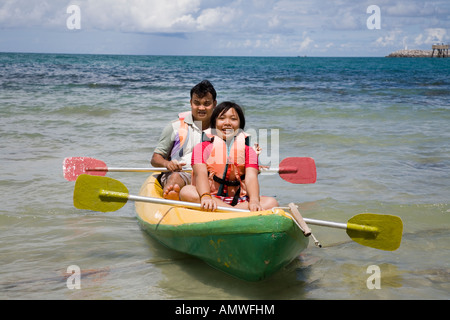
[204,131,250,203]
[169,111,190,161]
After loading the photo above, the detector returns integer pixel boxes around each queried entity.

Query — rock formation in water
[386,50,433,58]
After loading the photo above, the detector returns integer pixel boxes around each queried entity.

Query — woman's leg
[259,196,279,210]
[179,185,200,202]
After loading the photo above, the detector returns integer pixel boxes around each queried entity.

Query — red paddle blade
[279,157,317,184]
[63,157,108,181]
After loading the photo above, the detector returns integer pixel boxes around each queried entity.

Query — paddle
[73,174,403,251]
[63,157,172,181]
[63,156,317,184]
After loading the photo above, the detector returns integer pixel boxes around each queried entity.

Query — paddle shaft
[87,167,191,173]
[100,189,351,230]
[86,167,294,174]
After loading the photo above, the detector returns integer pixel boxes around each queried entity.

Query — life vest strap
[231,187,241,206]
[212,174,245,186]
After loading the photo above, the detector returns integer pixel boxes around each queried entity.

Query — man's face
[190,92,216,127]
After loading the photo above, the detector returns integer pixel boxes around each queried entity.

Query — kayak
[69,158,403,281]
[135,173,309,281]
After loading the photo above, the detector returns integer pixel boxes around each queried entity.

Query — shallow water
[0,53,449,299]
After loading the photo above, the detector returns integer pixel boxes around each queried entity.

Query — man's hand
[165,159,186,172]
[151,153,186,172]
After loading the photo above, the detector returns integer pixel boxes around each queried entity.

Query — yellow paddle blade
[346,213,403,251]
[73,174,129,212]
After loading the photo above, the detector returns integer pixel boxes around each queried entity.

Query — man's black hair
[190,80,217,101]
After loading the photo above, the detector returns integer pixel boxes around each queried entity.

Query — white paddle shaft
[127,193,347,229]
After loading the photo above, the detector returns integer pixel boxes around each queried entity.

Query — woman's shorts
[213,195,249,206]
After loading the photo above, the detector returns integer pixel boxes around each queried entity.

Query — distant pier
[431,44,449,58]
[387,44,449,58]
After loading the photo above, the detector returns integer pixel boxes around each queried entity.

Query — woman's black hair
[210,101,245,130]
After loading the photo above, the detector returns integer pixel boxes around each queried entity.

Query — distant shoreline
[386,49,433,58]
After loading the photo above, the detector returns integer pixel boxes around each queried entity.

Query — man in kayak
[151,80,217,200]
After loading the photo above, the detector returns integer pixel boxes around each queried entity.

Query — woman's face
[215,108,240,141]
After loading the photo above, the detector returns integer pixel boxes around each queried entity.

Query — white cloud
[0,0,62,28]
[375,30,403,47]
[196,6,240,31]
[415,28,448,45]
[0,0,204,31]
[83,0,202,32]
[327,8,361,31]
[298,36,314,51]
[375,28,448,50]
[2,1,448,36]
[268,15,280,28]
[384,2,437,17]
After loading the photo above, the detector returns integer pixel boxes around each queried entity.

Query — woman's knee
[179,185,199,202]
[261,196,279,210]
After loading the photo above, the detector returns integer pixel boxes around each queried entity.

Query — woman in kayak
[179,101,278,212]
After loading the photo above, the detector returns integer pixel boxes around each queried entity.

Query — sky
[0,0,449,57]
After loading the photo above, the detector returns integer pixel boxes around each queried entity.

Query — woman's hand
[201,195,217,212]
[193,164,216,211]
[248,198,262,212]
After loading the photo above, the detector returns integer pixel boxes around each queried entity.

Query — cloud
[2,1,448,35]
[0,0,246,33]
[384,2,438,17]
[0,1,367,33]
[375,28,448,50]
[375,30,404,47]
[298,34,314,51]
[0,0,63,28]
[415,28,448,45]
[0,0,205,31]
[82,0,202,32]
[196,6,240,31]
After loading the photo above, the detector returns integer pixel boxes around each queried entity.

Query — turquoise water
[0,53,449,299]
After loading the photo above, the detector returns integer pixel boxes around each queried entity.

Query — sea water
[0,53,449,300]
